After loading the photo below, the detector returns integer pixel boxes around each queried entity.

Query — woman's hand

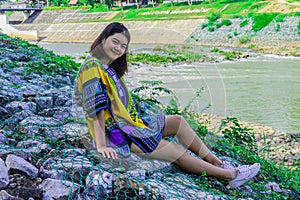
[97,146,118,159]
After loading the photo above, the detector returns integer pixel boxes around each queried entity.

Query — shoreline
[199,112,299,168]
[123,61,299,168]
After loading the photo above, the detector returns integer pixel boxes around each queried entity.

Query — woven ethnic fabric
[76,56,165,156]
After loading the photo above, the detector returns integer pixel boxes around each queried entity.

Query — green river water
[39,42,300,133]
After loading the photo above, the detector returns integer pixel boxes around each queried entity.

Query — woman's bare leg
[163,115,223,167]
[131,139,236,180]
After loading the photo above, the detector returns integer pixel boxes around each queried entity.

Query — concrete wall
[0,14,39,41]
[15,19,204,44]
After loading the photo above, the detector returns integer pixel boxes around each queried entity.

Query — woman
[74,22,260,189]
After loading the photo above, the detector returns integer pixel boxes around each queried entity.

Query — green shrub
[252,13,278,32]
[240,19,249,27]
[221,19,232,26]
[275,14,286,22]
[275,24,280,32]
[208,26,215,32]
[298,21,300,34]
[201,23,208,29]
[207,12,221,23]
[216,22,223,28]
[219,117,257,151]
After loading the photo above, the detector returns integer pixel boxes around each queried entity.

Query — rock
[0,190,22,200]
[0,158,9,189]
[5,154,38,179]
[38,178,80,199]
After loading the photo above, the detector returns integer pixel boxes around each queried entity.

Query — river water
[38,42,300,133]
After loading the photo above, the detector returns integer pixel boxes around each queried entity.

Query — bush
[208,26,215,32]
[275,24,280,32]
[201,23,208,29]
[240,19,249,28]
[219,117,257,151]
[252,13,277,32]
[238,36,251,44]
[221,19,232,26]
[207,12,221,23]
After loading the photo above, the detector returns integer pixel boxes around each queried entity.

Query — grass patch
[251,13,278,32]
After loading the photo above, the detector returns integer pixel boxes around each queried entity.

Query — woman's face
[102,33,128,63]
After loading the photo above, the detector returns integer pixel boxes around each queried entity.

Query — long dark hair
[90,22,131,77]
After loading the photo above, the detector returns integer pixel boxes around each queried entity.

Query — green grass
[251,13,278,32]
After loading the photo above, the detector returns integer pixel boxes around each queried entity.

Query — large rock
[5,154,38,179]
[0,158,9,189]
[38,178,80,199]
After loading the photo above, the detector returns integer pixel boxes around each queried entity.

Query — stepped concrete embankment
[15,19,204,44]
[0,15,39,41]
[10,9,300,55]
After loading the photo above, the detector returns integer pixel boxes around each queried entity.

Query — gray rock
[61,122,89,138]
[0,158,9,189]
[0,149,31,161]
[39,166,65,180]
[20,116,61,127]
[36,96,53,111]
[54,94,70,106]
[0,190,22,200]
[5,110,34,124]
[124,169,146,181]
[16,139,51,154]
[85,171,116,196]
[5,101,36,115]
[0,133,7,145]
[19,85,45,96]
[5,154,39,179]
[38,178,80,199]
[53,107,73,120]
[0,106,9,118]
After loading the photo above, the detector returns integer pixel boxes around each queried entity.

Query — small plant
[219,117,257,151]
[131,80,174,105]
[207,12,221,23]
[238,36,251,44]
[240,19,249,28]
[275,14,286,22]
[221,19,232,26]
[208,26,215,32]
[201,23,208,29]
[216,22,222,28]
[275,24,280,32]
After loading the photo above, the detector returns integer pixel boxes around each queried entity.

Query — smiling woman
[73,22,261,189]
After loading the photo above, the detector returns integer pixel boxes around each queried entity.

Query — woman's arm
[94,109,117,159]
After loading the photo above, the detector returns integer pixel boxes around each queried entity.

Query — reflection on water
[38,42,300,133]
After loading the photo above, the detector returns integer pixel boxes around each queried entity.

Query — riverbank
[6,8,299,56]
[123,60,299,169]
